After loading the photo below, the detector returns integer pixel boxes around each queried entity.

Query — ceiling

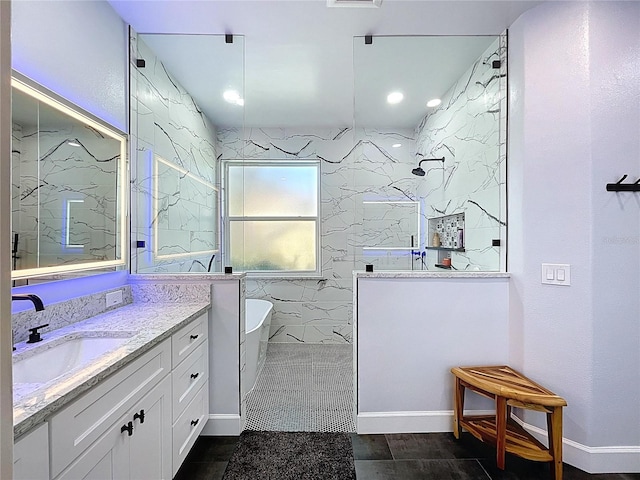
[109,0,542,129]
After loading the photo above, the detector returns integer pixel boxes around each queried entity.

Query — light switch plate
[541,264,571,286]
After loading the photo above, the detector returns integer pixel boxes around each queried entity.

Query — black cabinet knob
[190,334,199,340]
[190,372,199,380]
[121,421,133,436]
[190,419,199,427]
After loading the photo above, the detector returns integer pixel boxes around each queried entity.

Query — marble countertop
[354,270,510,279]
[12,301,210,438]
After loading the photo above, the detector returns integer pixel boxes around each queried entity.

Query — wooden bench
[451,365,567,480]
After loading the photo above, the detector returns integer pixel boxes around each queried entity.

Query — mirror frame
[11,73,128,280]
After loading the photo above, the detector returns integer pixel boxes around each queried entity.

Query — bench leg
[453,377,465,439]
[496,396,507,469]
[547,407,563,480]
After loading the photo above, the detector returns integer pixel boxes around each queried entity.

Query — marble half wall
[130,33,220,275]
[415,36,507,271]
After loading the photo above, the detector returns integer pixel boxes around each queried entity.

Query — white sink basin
[13,332,136,385]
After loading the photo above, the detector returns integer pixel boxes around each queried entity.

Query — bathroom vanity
[12,292,210,480]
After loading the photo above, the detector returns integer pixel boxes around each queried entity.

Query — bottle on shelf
[432,232,441,247]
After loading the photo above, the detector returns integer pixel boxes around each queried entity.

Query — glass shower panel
[130,32,244,273]
[353,34,507,272]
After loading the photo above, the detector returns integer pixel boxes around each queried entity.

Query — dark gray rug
[222,430,356,480]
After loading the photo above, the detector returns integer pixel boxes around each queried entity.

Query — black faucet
[11,293,46,349]
[11,293,45,311]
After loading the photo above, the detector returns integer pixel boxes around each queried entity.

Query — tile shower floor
[245,342,355,432]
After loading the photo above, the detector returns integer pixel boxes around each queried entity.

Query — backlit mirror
[11,74,127,281]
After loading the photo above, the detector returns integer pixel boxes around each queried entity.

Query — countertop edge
[353,271,510,279]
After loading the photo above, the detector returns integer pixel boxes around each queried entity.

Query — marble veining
[131,282,210,303]
[13,299,210,438]
[354,271,510,279]
[12,285,134,344]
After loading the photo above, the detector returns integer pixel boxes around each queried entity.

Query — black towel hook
[606,174,640,192]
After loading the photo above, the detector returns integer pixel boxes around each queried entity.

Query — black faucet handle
[26,323,49,344]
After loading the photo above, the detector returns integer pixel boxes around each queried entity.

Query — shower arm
[417,157,445,167]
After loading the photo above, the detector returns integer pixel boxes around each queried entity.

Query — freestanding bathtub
[244,299,273,394]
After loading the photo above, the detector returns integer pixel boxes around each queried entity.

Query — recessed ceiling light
[223,89,244,106]
[392,143,402,148]
[223,89,239,102]
[387,92,404,104]
[426,98,442,108]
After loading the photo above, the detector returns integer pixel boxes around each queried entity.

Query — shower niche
[426,213,465,269]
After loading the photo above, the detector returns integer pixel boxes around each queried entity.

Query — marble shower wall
[11,121,120,270]
[415,36,507,271]
[130,34,220,274]
[218,127,421,343]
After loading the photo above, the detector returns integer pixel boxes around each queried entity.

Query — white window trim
[223,159,321,277]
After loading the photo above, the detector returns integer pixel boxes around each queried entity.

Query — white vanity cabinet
[171,313,209,476]
[14,422,49,480]
[50,338,172,480]
[16,311,209,480]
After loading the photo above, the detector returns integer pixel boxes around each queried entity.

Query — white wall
[509,1,640,472]
[1,2,13,478]
[11,0,128,131]
[356,275,509,433]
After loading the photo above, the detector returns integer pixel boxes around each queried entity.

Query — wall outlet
[541,264,571,286]
[106,290,123,308]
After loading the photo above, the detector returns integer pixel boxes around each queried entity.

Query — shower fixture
[411,157,445,176]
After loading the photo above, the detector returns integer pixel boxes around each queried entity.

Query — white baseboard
[200,414,242,436]
[356,409,493,434]
[512,416,640,474]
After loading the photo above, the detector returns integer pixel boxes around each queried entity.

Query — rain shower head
[411,157,445,176]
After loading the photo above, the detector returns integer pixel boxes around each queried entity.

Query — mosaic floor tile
[246,343,355,432]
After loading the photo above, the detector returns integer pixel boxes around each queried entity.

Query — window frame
[223,159,321,278]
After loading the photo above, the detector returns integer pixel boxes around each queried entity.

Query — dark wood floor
[174,432,640,480]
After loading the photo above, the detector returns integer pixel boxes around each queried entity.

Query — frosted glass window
[230,221,316,271]
[228,164,318,217]
[226,161,319,274]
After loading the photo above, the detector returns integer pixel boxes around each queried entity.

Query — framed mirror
[11,73,127,281]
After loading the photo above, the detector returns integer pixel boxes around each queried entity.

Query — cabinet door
[50,339,171,477]
[14,423,49,480]
[55,413,129,480]
[56,377,172,480]
[129,375,172,480]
